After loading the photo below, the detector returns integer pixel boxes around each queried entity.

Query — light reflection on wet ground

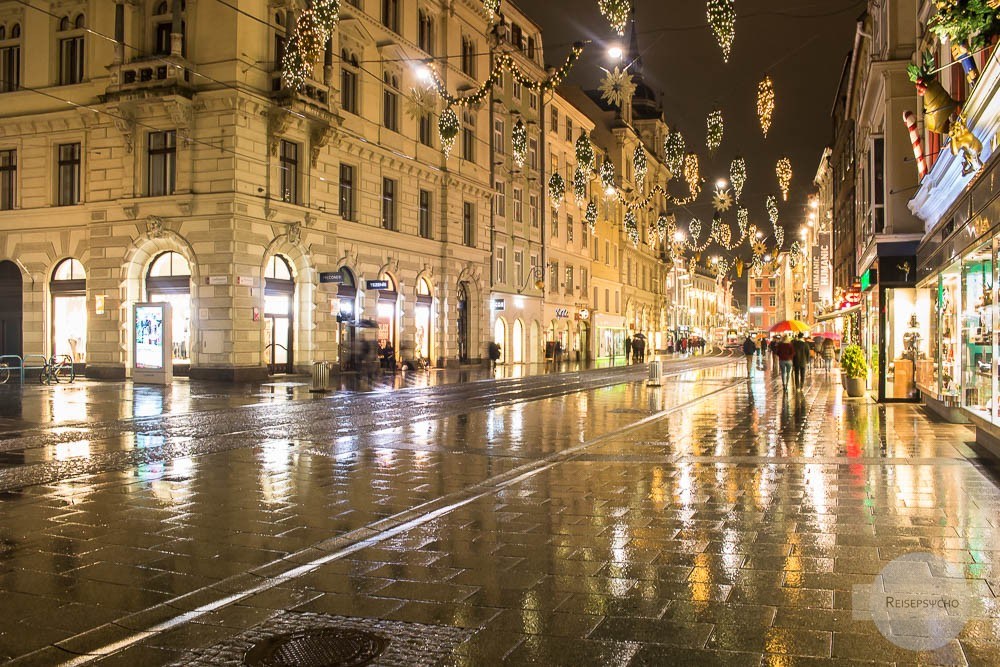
[0,358,998,665]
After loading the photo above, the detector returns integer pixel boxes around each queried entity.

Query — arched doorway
[457,282,470,362]
[493,317,507,363]
[512,319,524,363]
[336,267,358,371]
[51,258,87,363]
[0,261,22,358]
[145,251,191,367]
[264,255,294,374]
[414,278,433,364]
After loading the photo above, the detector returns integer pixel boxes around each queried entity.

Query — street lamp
[608,45,623,60]
[517,265,546,294]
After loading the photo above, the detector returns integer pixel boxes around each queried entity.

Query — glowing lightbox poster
[133,302,173,384]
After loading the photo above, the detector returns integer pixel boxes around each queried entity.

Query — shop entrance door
[0,261,22,358]
[264,291,293,375]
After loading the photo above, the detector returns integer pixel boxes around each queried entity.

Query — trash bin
[310,361,330,393]
[647,359,662,386]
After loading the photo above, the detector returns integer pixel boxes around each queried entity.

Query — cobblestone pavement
[2,356,1000,666]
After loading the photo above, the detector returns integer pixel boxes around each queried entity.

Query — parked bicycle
[39,355,74,385]
[0,362,10,385]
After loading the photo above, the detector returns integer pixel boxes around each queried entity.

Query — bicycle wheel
[0,364,9,384]
[54,363,72,383]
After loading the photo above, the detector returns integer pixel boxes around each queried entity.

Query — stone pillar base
[85,365,127,380]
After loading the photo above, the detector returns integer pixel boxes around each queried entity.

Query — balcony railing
[107,54,191,96]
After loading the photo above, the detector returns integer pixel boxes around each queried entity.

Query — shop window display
[961,243,996,420]
[938,266,962,402]
[51,258,86,362]
[885,288,931,400]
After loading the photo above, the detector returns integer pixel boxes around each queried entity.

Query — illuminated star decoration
[598,66,637,110]
[438,107,459,157]
[729,156,746,201]
[706,108,724,154]
[776,157,792,201]
[706,0,736,63]
[598,0,632,37]
[664,130,686,177]
[512,119,527,169]
[282,0,341,90]
[757,75,775,137]
[712,188,733,212]
[633,146,647,189]
[549,172,566,209]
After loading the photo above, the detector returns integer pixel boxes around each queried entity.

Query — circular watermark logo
[853,552,981,651]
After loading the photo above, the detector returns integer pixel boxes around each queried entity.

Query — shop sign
[578,308,591,320]
[237,276,253,287]
[555,308,569,318]
[859,269,876,292]
[366,280,390,290]
[493,298,506,311]
[207,275,228,285]
[320,271,344,284]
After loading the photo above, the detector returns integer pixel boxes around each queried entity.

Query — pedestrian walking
[487,341,501,370]
[624,335,633,364]
[792,334,810,389]
[775,336,796,391]
[742,336,757,378]
[822,337,836,374]
[769,337,780,373]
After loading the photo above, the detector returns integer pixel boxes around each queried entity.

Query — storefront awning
[813,304,861,323]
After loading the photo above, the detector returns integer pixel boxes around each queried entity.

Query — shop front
[916,156,1000,443]
[594,312,625,361]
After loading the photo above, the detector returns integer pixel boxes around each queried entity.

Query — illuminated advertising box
[133,302,173,384]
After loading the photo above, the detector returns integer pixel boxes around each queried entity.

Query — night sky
[527,0,863,267]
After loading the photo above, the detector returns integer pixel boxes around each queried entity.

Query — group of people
[742,333,839,392]
[624,335,647,363]
[668,337,707,355]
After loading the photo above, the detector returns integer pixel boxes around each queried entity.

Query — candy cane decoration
[903,111,927,180]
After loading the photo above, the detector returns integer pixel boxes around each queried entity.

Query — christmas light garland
[575,133,595,174]
[438,107,459,157]
[633,145,647,189]
[425,43,584,110]
[707,0,736,63]
[573,169,589,207]
[776,157,792,201]
[624,211,640,246]
[757,75,774,137]
[664,130,686,177]
[282,1,342,90]
[512,119,527,169]
[766,195,779,226]
[730,156,746,201]
[483,0,501,21]
[598,0,632,37]
[706,108,724,154]
[585,201,598,231]
[655,212,671,243]
[549,172,566,209]
[690,218,703,244]
[600,157,616,194]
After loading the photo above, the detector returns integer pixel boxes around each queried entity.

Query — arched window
[153,0,186,57]
[417,10,434,55]
[340,48,359,114]
[51,259,87,362]
[57,13,85,85]
[146,251,191,363]
[0,23,22,93]
[414,278,433,362]
[382,71,399,132]
[375,273,398,350]
[273,11,287,74]
[265,255,292,281]
[74,14,85,29]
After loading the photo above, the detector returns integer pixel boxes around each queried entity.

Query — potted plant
[841,344,868,398]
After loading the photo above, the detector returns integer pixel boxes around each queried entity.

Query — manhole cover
[244,629,388,667]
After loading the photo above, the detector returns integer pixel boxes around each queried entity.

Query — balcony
[270,72,332,117]
[105,54,192,100]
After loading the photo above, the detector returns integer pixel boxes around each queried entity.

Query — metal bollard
[310,361,330,393]
[647,359,662,386]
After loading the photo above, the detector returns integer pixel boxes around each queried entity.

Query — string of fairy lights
[270,0,807,278]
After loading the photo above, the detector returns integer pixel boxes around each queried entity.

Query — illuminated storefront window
[51,258,86,362]
[264,255,294,373]
[414,277,432,362]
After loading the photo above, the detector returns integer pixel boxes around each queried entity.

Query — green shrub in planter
[841,344,868,379]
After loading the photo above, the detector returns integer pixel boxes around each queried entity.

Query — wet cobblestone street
[1,355,999,665]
